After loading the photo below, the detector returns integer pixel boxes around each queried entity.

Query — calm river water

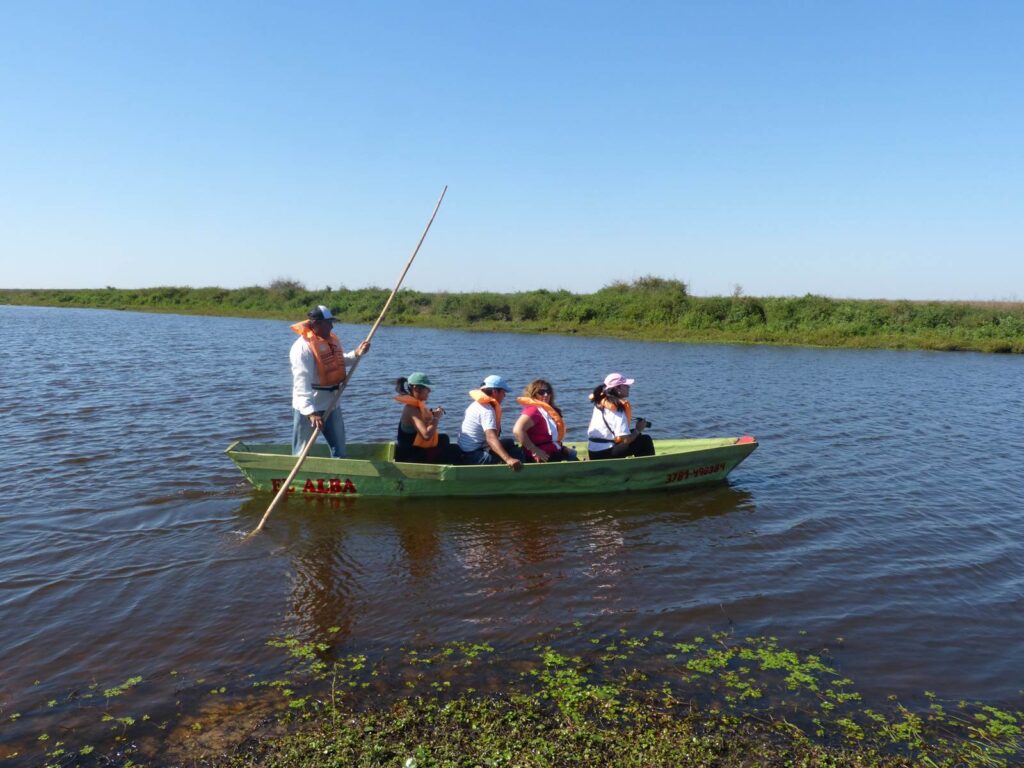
[1,304,1022,758]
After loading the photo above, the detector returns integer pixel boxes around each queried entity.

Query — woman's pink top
[521,405,561,458]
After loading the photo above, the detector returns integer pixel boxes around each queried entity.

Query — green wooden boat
[225,436,757,498]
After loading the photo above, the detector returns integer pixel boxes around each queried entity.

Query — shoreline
[3,282,1023,354]
[2,629,1020,767]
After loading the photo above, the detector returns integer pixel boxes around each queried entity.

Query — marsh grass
[3,278,1022,353]
[5,627,1020,767]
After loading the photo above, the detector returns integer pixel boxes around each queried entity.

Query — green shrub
[2,279,1021,354]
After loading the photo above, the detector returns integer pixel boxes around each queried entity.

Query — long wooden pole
[250,186,448,535]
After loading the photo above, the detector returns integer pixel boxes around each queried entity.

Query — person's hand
[309,413,325,431]
[355,341,371,356]
[531,451,549,463]
[506,457,523,472]
[431,407,445,419]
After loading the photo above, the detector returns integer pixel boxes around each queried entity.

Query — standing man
[290,304,370,458]
[456,374,523,470]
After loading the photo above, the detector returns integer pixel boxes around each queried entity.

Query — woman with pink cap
[586,372,654,460]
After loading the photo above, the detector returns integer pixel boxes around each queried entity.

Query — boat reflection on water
[234,484,756,645]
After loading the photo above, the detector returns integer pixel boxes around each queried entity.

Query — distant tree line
[3,276,1022,353]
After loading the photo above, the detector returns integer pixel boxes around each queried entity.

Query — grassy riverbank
[3,278,1024,353]
[4,629,1021,766]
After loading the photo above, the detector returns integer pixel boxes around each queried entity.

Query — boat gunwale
[225,437,757,472]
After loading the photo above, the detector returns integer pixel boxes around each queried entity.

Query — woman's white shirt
[586,406,629,453]
[538,408,562,449]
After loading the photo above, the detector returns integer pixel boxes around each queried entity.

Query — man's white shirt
[290,337,357,415]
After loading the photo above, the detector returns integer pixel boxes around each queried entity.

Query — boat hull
[225,437,757,498]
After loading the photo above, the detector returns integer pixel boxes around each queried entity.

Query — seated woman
[587,372,655,460]
[393,372,450,463]
[513,379,577,463]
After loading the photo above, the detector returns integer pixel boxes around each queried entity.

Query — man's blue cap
[481,374,509,391]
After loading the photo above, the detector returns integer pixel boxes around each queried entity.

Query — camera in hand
[636,417,652,429]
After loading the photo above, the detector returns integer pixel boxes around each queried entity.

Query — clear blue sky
[2,1,1022,299]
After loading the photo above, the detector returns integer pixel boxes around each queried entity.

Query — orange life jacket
[515,396,566,442]
[393,394,439,448]
[291,321,346,387]
[468,389,502,433]
[597,397,632,443]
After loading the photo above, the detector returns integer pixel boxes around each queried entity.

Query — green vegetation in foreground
[3,277,1023,353]
[4,628,1020,767]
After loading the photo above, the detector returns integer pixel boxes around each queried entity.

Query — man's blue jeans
[292,409,347,458]
[457,438,523,465]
